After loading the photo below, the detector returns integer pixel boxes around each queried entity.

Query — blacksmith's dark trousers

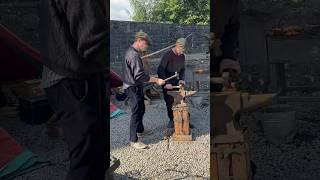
[163,88,174,122]
[124,85,145,142]
[44,73,108,180]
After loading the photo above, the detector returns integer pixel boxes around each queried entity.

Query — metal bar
[141,45,175,59]
[141,33,193,59]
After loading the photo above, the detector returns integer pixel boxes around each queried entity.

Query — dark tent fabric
[0,128,50,180]
[0,24,123,88]
[0,24,41,82]
[109,70,123,88]
[0,128,24,168]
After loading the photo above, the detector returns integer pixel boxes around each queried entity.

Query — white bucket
[261,105,296,145]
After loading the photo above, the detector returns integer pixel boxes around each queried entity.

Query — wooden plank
[211,151,219,180]
[278,96,320,102]
[182,110,190,135]
[173,110,182,135]
[218,144,231,179]
[286,86,320,91]
[211,143,251,180]
[172,134,192,142]
[231,144,249,180]
[245,144,252,180]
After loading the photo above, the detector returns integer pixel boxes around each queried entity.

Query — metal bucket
[261,105,296,145]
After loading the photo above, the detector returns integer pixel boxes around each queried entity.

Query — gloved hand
[219,58,241,74]
[164,84,173,89]
[178,80,185,85]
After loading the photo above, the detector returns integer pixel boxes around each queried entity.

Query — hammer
[164,72,178,82]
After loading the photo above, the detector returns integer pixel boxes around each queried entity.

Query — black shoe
[189,123,195,129]
[167,120,174,128]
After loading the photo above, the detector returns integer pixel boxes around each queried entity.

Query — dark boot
[167,120,174,128]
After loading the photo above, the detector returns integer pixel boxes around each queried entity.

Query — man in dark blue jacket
[122,31,165,149]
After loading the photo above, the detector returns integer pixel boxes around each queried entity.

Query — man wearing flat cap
[157,38,193,129]
[122,31,165,149]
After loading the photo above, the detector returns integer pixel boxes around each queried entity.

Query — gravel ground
[0,106,69,180]
[110,94,210,180]
[2,88,320,179]
[242,101,320,180]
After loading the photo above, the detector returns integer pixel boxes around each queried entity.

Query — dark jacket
[211,0,240,60]
[39,0,107,79]
[122,46,150,89]
[157,49,185,86]
[211,0,240,77]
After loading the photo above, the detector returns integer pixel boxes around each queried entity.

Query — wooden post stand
[211,142,252,180]
[167,86,196,142]
[210,91,276,180]
[172,103,192,142]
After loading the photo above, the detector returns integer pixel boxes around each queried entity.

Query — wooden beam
[286,86,320,91]
[278,96,320,102]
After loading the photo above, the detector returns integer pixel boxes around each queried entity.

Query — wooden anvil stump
[171,103,192,142]
[211,91,277,143]
[210,91,277,180]
[167,87,196,142]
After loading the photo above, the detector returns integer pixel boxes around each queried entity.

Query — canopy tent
[0,24,123,88]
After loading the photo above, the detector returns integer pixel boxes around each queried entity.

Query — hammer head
[174,72,179,79]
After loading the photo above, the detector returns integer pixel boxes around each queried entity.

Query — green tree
[129,0,156,22]
[129,0,209,25]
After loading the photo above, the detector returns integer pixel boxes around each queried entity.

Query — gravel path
[242,102,320,180]
[3,89,320,179]
[111,95,210,180]
[0,106,69,180]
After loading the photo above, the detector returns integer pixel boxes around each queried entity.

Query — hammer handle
[171,86,181,89]
[164,74,178,82]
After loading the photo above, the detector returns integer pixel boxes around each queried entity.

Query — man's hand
[164,84,173,89]
[178,80,185,85]
[219,58,241,74]
[156,78,166,86]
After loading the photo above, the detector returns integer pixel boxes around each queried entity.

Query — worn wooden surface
[172,104,192,142]
[211,143,251,180]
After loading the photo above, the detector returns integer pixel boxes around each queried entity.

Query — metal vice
[211,72,277,180]
[167,85,196,142]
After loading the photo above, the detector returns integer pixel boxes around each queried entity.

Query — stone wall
[110,20,209,62]
[1,0,320,89]
[0,1,210,74]
[0,1,40,50]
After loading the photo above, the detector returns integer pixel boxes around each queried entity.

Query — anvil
[211,91,277,143]
[167,85,196,142]
[211,72,277,180]
[211,72,277,143]
[167,85,196,105]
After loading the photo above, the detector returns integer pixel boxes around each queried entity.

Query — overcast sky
[110,0,133,21]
